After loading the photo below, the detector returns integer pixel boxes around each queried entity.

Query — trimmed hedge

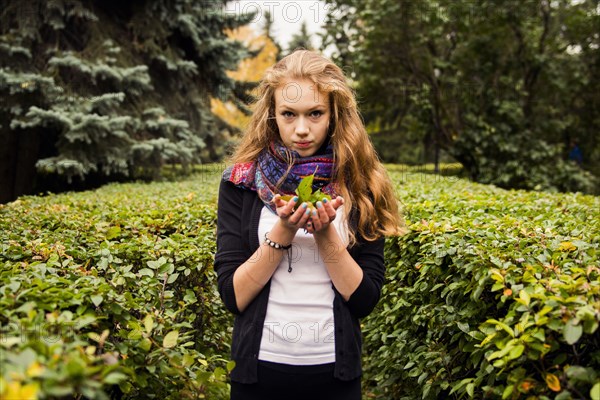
[1,163,598,399]
[363,165,600,399]
[1,165,232,399]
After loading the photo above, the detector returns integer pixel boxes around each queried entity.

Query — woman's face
[274,78,331,157]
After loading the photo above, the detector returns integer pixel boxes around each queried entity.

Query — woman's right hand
[272,194,312,232]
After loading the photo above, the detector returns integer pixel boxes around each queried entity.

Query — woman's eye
[282,111,294,118]
[310,111,323,118]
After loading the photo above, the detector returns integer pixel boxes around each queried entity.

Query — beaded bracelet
[264,232,294,273]
[264,232,292,249]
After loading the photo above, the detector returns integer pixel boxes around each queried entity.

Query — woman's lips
[296,142,312,148]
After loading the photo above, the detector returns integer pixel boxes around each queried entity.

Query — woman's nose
[295,117,309,134]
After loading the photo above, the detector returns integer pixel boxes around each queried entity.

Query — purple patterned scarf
[222,140,338,214]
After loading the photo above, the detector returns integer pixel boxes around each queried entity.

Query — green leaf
[163,330,179,348]
[519,289,530,306]
[591,382,599,400]
[74,315,97,329]
[144,314,154,334]
[508,344,524,360]
[104,372,128,384]
[565,366,593,383]
[310,189,331,203]
[91,295,103,307]
[213,367,225,381]
[45,386,74,397]
[502,384,514,399]
[106,226,121,240]
[296,174,314,204]
[226,360,236,372]
[66,359,85,376]
[147,257,167,269]
[139,337,152,352]
[182,354,195,367]
[138,268,154,277]
[555,391,573,400]
[183,290,197,304]
[466,383,475,397]
[457,322,470,333]
[166,273,179,284]
[484,319,514,337]
[128,329,142,340]
[583,318,598,334]
[563,322,582,345]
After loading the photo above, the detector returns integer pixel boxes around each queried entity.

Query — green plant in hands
[280,173,332,211]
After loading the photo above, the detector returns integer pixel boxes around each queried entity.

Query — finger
[279,196,299,218]
[332,196,344,210]
[298,206,311,226]
[299,205,312,226]
[288,203,309,226]
[274,195,288,213]
[274,194,288,207]
[306,220,312,231]
[314,201,329,224]
[286,196,299,215]
[323,206,336,222]
[310,209,322,231]
[321,198,337,222]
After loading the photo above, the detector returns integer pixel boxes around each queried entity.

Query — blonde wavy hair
[226,49,406,245]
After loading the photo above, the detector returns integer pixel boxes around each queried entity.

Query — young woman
[215,49,404,400]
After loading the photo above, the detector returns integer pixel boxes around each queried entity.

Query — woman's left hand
[304,196,344,234]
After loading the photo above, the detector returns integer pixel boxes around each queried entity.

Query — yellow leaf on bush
[19,383,39,400]
[2,381,39,400]
[163,330,179,348]
[26,361,45,377]
[519,289,531,306]
[558,241,576,252]
[545,373,561,392]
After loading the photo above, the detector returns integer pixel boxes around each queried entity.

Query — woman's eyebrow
[277,105,327,111]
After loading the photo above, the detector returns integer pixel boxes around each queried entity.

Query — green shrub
[2,163,598,399]
[363,167,600,399]
[0,165,232,399]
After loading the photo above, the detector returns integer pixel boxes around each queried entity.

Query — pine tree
[0,0,255,202]
[286,21,314,54]
[263,10,283,62]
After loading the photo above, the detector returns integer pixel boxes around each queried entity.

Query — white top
[257,203,350,365]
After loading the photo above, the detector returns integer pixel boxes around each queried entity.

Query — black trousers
[230,361,361,400]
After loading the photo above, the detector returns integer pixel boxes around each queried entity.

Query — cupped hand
[305,196,344,234]
[273,194,312,232]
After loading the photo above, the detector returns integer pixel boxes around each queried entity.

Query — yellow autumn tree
[211,25,279,131]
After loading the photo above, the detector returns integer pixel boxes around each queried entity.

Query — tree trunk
[0,129,18,203]
[0,127,50,204]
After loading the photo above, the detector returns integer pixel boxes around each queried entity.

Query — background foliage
[321,0,600,194]
[363,164,600,399]
[0,0,256,203]
[2,0,599,203]
[211,24,279,136]
[1,164,598,399]
[0,165,231,399]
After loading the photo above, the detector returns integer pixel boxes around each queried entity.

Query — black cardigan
[214,180,385,383]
